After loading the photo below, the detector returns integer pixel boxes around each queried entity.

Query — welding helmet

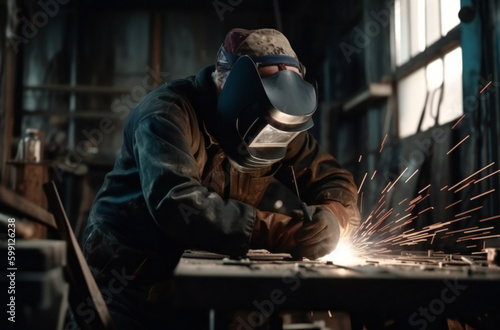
[215,55,317,172]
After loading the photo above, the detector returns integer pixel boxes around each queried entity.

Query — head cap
[217,28,305,75]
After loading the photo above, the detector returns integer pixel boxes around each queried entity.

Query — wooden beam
[0,185,57,228]
[1,40,16,185]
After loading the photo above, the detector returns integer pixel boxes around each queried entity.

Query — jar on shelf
[23,128,42,163]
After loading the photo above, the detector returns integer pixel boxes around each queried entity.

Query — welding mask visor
[216,56,317,172]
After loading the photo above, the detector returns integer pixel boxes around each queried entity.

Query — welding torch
[290,165,313,222]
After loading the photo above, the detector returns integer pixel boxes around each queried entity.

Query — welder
[83,28,360,328]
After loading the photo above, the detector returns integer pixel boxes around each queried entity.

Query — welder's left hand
[289,204,341,260]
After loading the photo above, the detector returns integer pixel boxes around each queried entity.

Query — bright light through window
[439,47,463,125]
[395,0,461,66]
[441,0,461,36]
[426,58,444,90]
[398,47,462,137]
[395,0,462,137]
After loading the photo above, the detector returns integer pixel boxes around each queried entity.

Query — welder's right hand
[250,209,303,253]
[289,205,341,260]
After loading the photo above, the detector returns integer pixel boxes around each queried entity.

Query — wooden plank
[1,39,16,185]
[0,185,56,228]
[22,83,131,94]
[43,181,116,330]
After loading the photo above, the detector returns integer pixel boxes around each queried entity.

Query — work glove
[250,210,303,253]
[289,204,341,260]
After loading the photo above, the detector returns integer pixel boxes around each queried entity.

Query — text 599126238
[6,218,16,323]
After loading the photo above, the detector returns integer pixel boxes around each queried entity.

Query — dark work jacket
[83,65,359,284]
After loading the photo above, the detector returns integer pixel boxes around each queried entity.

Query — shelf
[21,110,125,119]
[342,83,392,112]
[23,84,132,95]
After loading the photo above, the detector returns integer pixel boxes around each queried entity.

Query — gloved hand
[289,204,340,260]
[250,210,303,253]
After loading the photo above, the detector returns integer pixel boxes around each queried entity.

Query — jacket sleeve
[276,132,361,237]
[132,104,256,257]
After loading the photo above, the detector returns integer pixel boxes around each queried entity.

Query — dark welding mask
[215,55,317,172]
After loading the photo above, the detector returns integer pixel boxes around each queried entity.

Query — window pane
[420,58,444,131]
[409,0,426,57]
[395,0,411,66]
[440,0,461,36]
[439,47,463,125]
[398,68,427,138]
[426,0,441,47]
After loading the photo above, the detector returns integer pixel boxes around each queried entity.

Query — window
[394,0,462,138]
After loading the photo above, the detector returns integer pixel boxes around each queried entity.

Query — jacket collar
[193,65,221,148]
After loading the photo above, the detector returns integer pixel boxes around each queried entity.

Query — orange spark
[395,214,412,223]
[405,169,419,183]
[454,180,476,193]
[474,169,500,184]
[371,170,377,180]
[445,200,462,209]
[380,182,391,195]
[471,234,500,240]
[479,214,500,222]
[418,184,431,194]
[357,172,368,193]
[448,162,495,191]
[451,114,466,129]
[464,226,494,234]
[379,134,387,153]
[418,206,434,215]
[447,226,478,234]
[470,189,496,200]
[455,206,483,218]
[447,135,470,155]
[387,167,408,192]
[480,80,492,93]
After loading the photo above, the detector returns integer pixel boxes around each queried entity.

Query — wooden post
[1,39,17,186]
[7,161,50,238]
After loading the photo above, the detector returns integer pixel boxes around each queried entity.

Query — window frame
[392,0,462,138]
